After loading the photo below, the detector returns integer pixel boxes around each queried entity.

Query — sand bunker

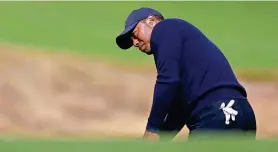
[0,44,277,139]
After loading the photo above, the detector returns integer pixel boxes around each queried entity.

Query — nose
[133,39,139,47]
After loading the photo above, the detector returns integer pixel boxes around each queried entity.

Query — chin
[145,51,153,55]
[140,48,153,55]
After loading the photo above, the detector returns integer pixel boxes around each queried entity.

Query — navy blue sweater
[146,18,247,132]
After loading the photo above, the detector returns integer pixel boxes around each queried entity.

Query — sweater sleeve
[146,24,183,132]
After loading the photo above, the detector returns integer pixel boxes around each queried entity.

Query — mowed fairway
[0,1,277,69]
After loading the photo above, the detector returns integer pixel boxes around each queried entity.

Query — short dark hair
[140,15,165,27]
[141,15,164,23]
[153,15,164,20]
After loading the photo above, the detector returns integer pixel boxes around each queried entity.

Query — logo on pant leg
[219,100,238,125]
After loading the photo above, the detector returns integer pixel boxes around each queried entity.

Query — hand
[143,130,160,141]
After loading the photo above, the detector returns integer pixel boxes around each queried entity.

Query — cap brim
[116,22,138,50]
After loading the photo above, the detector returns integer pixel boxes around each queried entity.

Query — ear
[145,15,156,27]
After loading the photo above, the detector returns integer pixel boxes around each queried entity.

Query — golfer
[115,7,257,140]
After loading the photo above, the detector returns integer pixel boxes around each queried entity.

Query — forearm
[146,81,180,132]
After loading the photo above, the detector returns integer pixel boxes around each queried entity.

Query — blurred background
[0,1,277,147]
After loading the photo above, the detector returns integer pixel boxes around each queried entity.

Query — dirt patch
[0,44,277,140]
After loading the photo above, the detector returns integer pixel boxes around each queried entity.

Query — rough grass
[0,137,278,152]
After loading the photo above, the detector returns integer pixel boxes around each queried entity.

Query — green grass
[0,137,277,152]
[0,1,277,69]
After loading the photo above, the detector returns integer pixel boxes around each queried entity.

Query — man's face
[130,16,159,55]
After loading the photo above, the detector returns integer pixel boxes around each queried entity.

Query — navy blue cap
[116,7,162,50]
